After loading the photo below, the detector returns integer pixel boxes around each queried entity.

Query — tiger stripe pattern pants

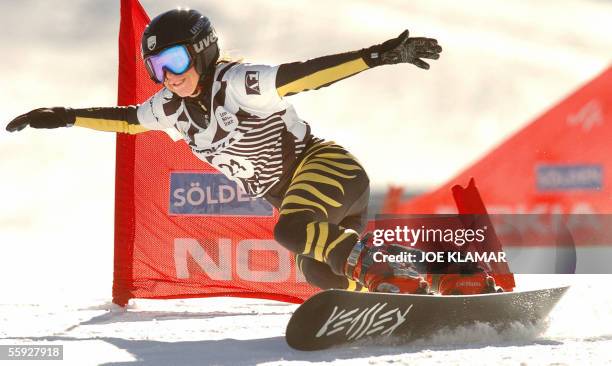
[268,140,370,291]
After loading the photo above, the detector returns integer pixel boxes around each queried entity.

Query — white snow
[1,276,611,365]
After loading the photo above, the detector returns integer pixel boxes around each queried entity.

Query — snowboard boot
[344,234,431,294]
[433,262,503,295]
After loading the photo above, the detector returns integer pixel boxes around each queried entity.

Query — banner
[391,67,612,275]
[395,66,611,215]
[112,0,317,306]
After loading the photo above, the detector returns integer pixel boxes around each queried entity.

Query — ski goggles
[144,45,193,83]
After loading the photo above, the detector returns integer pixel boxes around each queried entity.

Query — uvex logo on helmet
[147,36,157,51]
[194,30,218,53]
[190,17,207,35]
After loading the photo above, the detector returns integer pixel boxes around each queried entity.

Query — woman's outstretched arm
[275,30,442,97]
[6,89,173,134]
[6,106,148,134]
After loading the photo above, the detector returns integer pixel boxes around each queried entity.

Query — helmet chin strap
[198,67,214,83]
[189,44,218,98]
[194,43,220,82]
[196,62,216,91]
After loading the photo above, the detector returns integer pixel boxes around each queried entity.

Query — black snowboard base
[286,286,568,351]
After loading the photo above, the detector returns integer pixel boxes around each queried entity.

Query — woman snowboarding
[6,8,497,294]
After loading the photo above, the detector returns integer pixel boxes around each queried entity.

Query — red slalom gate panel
[452,179,515,290]
[386,67,612,277]
[375,179,516,290]
[394,66,612,216]
[112,0,317,306]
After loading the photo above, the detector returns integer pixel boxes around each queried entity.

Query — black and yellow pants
[265,140,370,291]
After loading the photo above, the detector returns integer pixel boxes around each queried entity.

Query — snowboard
[286,286,568,351]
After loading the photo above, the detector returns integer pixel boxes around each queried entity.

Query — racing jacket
[73,48,375,196]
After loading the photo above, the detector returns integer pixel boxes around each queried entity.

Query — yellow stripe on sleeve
[75,117,149,135]
[277,58,369,97]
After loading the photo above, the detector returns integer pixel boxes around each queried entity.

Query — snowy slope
[1,275,611,365]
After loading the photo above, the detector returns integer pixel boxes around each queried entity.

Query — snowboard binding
[343,234,506,295]
[429,261,504,295]
[344,234,432,294]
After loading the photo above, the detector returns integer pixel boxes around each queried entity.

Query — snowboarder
[6,8,497,294]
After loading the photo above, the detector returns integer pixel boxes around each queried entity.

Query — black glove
[6,107,76,132]
[363,30,442,70]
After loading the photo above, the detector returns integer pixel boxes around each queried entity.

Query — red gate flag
[390,67,611,275]
[112,0,317,306]
[394,66,612,215]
